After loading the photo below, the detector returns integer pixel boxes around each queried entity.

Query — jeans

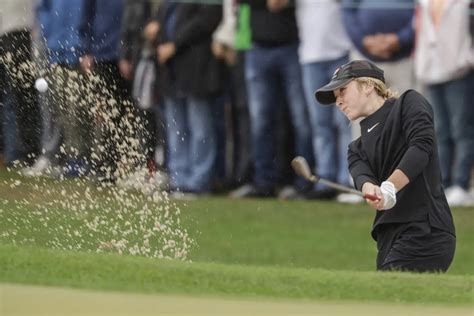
[164,96,217,192]
[230,52,252,185]
[427,71,474,189]
[38,88,62,161]
[32,30,62,161]
[245,43,312,189]
[1,30,39,163]
[1,88,23,163]
[212,95,226,183]
[301,55,352,189]
[49,65,92,160]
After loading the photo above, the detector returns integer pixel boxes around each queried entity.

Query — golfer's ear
[361,81,375,96]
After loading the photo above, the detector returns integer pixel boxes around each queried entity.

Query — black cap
[315,60,385,105]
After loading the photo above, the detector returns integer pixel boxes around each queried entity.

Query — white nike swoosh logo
[367,123,379,133]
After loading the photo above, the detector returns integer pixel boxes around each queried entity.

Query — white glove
[380,181,396,210]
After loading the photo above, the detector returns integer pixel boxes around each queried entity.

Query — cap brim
[314,78,352,105]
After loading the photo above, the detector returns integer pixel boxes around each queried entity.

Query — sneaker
[152,170,169,190]
[446,186,472,207]
[116,167,150,190]
[62,159,88,178]
[21,156,51,177]
[278,185,303,200]
[169,191,198,200]
[229,183,275,198]
[336,193,364,204]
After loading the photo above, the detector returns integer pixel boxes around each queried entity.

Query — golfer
[315,60,456,272]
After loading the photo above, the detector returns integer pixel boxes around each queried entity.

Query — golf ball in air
[35,78,48,92]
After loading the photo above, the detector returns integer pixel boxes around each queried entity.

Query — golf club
[291,156,380,201]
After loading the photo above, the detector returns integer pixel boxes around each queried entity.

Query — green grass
[1,244,472,305]
[182,198,473,274]
[1,169,473,306]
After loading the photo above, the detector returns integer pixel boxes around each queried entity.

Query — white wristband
[380,181,397,210]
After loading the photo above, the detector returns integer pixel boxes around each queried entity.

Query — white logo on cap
[331,67,341,80]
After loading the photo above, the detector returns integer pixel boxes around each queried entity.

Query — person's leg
[13,30,40,158]
[150,103,167,170]
[275,92,295,188]
[245,46,278,191]
[0,31,30,164]
[32,32,62,164]
[278,43,313,191]
[335,107,352,186]
[53,66,93,177]
[1,83,22,164]
[164,96,189,191]
[301,56,350,192]
[427,84,453,188]
[68,67,93,172]
[187,96,217,193]
[301,62,336,188]
[444,71,474,190]
[92,61,136,178]
[230,52,252,186]
[38,79,62,162]
[211,95,226,189]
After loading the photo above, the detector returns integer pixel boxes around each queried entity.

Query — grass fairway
[1,169,473,314]
[1,244,472,305]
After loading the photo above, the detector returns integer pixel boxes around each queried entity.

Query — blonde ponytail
[355,77,399,100]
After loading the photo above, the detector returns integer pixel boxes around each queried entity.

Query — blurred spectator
[118,0,167,190]
[212,0,253,190]
[414,0,474,206]
[295,0,360,202]
[156,2,224,196]
[36,0,93,177]
[22,6,63,177]
[231,0,313,198]
[230,3,254,188]
[342,0,416,139]
[120,0,161,82]
[80,0,141,183]
[0,0,40,167]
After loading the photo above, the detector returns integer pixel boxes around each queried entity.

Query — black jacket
[157,3,224,98]
[348,90,455,240]
[120,0,161,64]
[243,0,298,47]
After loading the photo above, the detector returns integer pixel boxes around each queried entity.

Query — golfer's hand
[362,182,383,210]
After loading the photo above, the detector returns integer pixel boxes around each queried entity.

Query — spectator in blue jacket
[37,0,93,177]
[341,0,416,96]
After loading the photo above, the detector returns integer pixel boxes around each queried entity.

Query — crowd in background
[0,0,473,206]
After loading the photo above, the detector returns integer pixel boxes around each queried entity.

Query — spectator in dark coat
[230,0,313,198]
[155,1,224,196]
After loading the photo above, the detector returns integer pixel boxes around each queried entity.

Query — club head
[291,156,316,182]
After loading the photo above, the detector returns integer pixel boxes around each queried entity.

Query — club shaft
[312,177,364,197]
[292,157,380,201]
